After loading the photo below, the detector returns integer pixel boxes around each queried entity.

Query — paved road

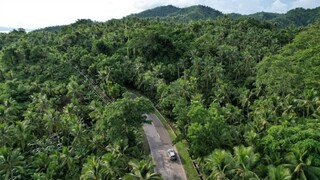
[143,113,187,180]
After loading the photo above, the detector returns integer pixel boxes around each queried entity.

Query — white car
[167,149,177,161]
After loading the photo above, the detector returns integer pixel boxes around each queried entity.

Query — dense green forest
[1,7,320,180]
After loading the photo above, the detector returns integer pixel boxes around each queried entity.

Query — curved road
[143,113,187,180]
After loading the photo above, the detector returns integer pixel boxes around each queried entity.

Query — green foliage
[124,158,162,180]
[204,149,234,179]
[268,165,291,180]
[284,147,320,179]
[257,21,320,96]
[262,121,320,154]
[187,100,235,157]
[204,146,260,179]
[0,10,319,179]
[0,147,25,180]
[95,93,154,143]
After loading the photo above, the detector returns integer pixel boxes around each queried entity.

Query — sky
[1,0,320,29]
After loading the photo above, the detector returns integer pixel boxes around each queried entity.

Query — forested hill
[133,5,180,18]
[131,5,224,21]
[131,5,320,27]
[1,12,320,179]
[269,6,320,27]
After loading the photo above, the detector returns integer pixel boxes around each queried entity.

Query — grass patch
[140,127,150,155]
[154,110,200,180]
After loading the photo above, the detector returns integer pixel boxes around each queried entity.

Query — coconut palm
[232,145,260,179]
[80,153,126,180]
[284,147,320,180]
[100,152,127,179]
[1,97,20,123]
[29,93,50,113]
[30,151,62,179]
[59,146,78,176]
[10,120,34,152]
[0,147,25,180]
[268,165,291,180]
[106,140,129,160]
[124,159,162,180]
[31,151,50,174]
[295,89,319,117]
[205,149,234,180]
[42,108,61,136]
[67,75,85,99]
[80,156,103,180]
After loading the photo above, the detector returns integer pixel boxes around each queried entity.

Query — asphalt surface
[143,113,187,180]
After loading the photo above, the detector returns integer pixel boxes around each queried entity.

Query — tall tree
[205,149,234,179]
[284,147,320,179]
[232,146,260,179]
[0,147,25,180]
[124,159,162,180]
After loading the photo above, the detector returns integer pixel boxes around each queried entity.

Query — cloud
[292,0,320,9]
[1,0,320,29]
[131,0,267,14]
[0,0,136,28]
[270,0,289,13]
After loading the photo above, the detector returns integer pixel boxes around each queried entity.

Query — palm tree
[11,120,34,152]
[280,94,297,121]
[268,165,291,180]
[222,103,244,125]
[232,145,260,179]
[238,88,251,116]
[80,153,126,180]
[31,151,50,173]
[284,147,320,179]
[42,108,60,136]
[295,89,319,117]
[205,149,234,180]
[29,93,50,113]
[88,100,104,121]
[0,147,25,180]
[70,122,89,148]
[1,97,20,123]
[67,75,85,99]
[106,140,129,160]
[100,152,127,179]
[124,159,162,180]
[59,146,78,176]
[243,130,258,147]
[80,156,103,180]
[31,151,60,179]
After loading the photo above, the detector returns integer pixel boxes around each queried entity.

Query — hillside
[246,12,280,21]
[132,5,320,27]
[131,5,223,22]
[269,7,320,27]
[133,5,180,18]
